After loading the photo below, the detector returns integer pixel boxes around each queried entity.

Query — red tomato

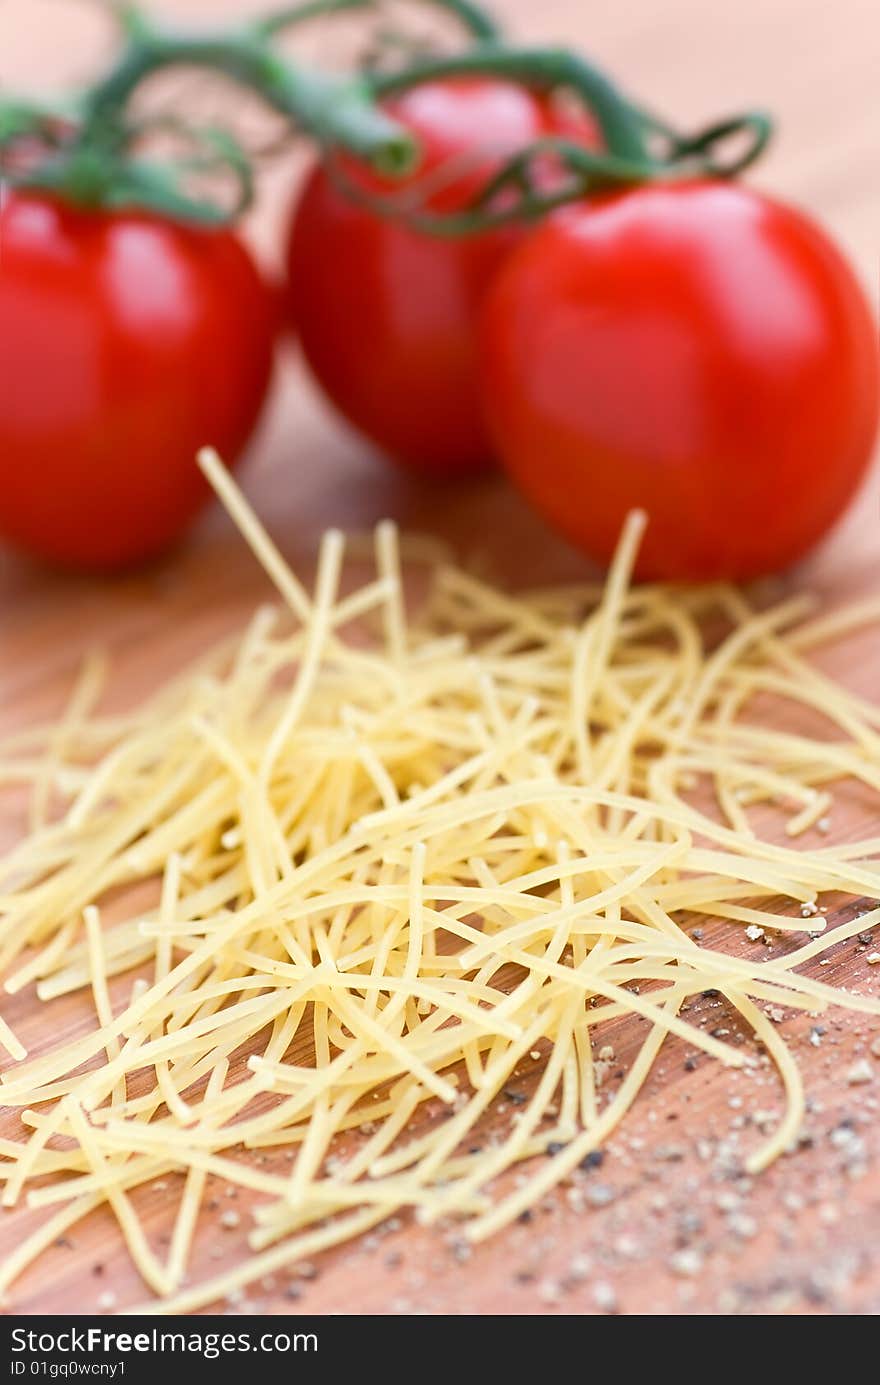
[286,78,598,478]
[479,182,880,580]
[0,193,276,569]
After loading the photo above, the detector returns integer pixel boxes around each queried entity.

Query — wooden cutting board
[2,0,880,1316]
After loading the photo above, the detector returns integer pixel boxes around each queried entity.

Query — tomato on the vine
[285,77,598,479]
[478,182,880,580]
[0,193,276,570]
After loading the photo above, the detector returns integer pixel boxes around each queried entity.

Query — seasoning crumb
[97,1291,117,1312]
[614,1234,641,1259]
[866,953,880,965]
[745,925,764,942]
[829,1122,857,1148]
[846,1059,873,1086]
[220,1210,241,1229]
[566,1186,585,1213]
[593,1058,614,1087]
[717,1287,744,1314]
[654,1143,685,1162]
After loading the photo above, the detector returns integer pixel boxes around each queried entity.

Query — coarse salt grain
[846,1059,874,1086]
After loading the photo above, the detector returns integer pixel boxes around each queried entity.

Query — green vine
[0,0,772,228]
[369,46,651,163]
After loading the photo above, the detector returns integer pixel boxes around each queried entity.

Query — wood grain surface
[1,0,880,1317]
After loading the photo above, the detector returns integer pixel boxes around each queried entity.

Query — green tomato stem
[0,96,79,146]
[255,0,374,37]
[3,1,771,229]
[369,45,651,163]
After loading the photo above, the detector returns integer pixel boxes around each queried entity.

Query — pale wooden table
[1,0,879,1316]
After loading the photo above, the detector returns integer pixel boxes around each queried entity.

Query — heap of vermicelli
[1,449,879,1313]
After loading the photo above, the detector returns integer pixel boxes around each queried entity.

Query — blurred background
[1,0,877,610]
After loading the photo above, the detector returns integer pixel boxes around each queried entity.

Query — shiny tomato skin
[286,78,598,478]
[479,182,880,580]
[0,193,276,569]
